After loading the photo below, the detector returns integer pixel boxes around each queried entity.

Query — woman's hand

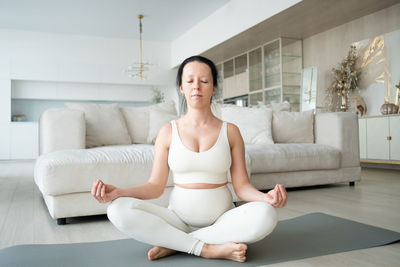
[265,184,287,208]
[91,179,120,203]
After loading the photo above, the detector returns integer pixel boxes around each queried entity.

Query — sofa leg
[349,181,355,187]
[57,218,67,225]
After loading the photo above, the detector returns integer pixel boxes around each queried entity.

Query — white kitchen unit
[389,115,400,161]
[359,115,400,163]
[358,118,367,159]
[9,122,39,159]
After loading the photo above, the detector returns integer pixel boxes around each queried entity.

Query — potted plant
[327,45,361,111]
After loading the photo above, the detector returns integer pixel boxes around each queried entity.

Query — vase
[338,90,349,112]
[380,102,399,115]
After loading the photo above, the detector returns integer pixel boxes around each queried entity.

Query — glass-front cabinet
[263,38,302,111]
[215,63,223,102]
[264,40,281,89]
[221,53,249,102]
[249,48,262,92]
[218,37,302,110]
[281,38,302,111]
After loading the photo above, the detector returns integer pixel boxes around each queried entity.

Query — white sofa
[34,102,361,225]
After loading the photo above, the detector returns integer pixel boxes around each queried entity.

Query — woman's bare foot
[147,246,177,261]
[200,242,248,262]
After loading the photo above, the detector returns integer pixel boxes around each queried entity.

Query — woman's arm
[227,123,287,208]
[92,123,172,203]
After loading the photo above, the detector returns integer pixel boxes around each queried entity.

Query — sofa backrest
[39,108,86,155]
[39,101,178,154]
[214,103,315,145]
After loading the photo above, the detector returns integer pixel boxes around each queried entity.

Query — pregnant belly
[169,185,234,228]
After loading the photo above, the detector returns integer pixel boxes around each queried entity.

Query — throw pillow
[147,107,178,144]
[121,100,177,144]
[65,102,132,148]
[221,105,274,144]
[120,106,150,144]
[272,109,314,143]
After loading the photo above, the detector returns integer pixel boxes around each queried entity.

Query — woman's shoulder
[154,121,174,147]
[226,121,240,134]
[226,122,243,145]
[159,120,173,133]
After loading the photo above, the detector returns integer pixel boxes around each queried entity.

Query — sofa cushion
[221,105,274,145]
[245,144,340,173]
[34,145,161,196]
[34,143,252,197]
[272,110,314,143]
[120,106,149,144]
[65,103,131,148]
[40,108,86,154]
[121,100,177,144]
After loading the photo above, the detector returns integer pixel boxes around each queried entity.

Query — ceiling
[0,0,231,41]
[202,0,400,64]
[1,0,399,62]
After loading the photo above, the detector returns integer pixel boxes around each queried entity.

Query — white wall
[0,29,176,95]
[0,29,177,159]
[171,0,301,67]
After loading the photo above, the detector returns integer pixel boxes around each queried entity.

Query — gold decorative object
[351,95,367,116]
[380,101,399,115]
[125,14,154,80]
[326,45,362,112]
[338,90,349,111]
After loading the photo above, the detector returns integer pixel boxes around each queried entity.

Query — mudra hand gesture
[265,184,287,208]
[91,179,119,203]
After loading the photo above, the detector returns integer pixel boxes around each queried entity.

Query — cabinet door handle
[387,136,392,141]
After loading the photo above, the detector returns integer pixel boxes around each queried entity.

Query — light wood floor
[0,160,399,266]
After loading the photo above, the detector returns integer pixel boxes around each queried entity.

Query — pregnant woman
[92,55,287,262]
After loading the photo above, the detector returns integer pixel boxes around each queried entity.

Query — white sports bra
[168,120,231,184]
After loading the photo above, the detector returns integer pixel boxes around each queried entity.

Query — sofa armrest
[314,112,360,168]
[39,108,86,155]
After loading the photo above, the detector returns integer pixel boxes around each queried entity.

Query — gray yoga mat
[1,213,399,267]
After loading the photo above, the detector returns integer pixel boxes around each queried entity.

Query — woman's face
[180,61,215,109]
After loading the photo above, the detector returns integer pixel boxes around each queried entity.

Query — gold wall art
[352,29,400,115]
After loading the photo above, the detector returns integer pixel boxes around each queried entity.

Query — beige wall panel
[223,76,236,99]
[234,72,249,97]
[303,3,400,110]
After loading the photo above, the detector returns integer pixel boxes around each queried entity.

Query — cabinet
[263,38,302,111]
[359,115,400,162]
[215,63,223,102]
[222,54,249,100]
[358,118,367,159]
[0,79,40,159]
[10,122,39,159]
[390,116,400,160]
[218,37,302,110]
[248,47,263,106]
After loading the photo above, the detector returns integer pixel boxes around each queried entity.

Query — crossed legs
[107,197,277,262]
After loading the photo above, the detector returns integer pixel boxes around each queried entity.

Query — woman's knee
[245,202,277,242]
[107,197,142,229]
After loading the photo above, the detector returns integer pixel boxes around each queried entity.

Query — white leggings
[107,185,277,256]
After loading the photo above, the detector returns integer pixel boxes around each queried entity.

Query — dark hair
[176,55,218,114]
[176,55,218,88]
